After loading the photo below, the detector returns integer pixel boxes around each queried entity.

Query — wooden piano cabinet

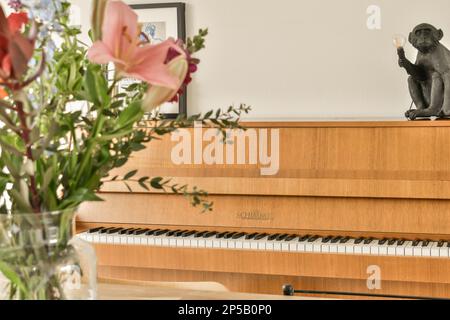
[78,120,450,299]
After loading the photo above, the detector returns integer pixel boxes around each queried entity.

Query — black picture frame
[130,2,187,119]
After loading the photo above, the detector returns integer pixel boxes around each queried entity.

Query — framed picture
[126,2,187,119]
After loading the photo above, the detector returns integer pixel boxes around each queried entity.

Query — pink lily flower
[87,0,186,92]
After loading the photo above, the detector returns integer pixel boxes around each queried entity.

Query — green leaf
[0,261,27,294]
[116,101,144,129]
[124,170,138,180]
[150,177,164,190]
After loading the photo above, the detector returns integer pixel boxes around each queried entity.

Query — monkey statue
[397,23,450,120]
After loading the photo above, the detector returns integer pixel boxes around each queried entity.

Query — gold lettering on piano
[237,211,274,221]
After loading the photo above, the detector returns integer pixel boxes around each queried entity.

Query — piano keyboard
[77,227,450,258]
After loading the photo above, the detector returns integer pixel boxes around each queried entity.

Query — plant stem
[16,101,41,213]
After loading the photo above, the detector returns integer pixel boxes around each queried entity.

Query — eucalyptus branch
[103,175,213,212]
[146,103,251,140]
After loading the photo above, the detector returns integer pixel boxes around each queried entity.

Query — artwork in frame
[121,2,187,119]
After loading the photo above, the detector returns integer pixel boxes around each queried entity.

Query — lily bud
[142,56,188,112]
[91,0,108,41]
[22,159,35,176]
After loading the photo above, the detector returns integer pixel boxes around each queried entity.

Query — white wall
[21,1,450,119]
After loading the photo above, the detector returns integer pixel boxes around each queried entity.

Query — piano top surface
[142,118,450,128]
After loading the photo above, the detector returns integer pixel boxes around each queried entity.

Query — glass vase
[0,209,97,300]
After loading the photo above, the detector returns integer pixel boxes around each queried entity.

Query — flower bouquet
[0,0,249,299]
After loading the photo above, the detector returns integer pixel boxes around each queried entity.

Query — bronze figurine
[397,24,450,120]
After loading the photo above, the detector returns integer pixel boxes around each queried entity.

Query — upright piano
[77,120,450,298]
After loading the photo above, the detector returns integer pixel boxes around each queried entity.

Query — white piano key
[305,238,320,253]
[99,234,108,244]
[413,245,422,257]
[344,240,355,254]
[234,241,243,249]
[221,239,229,249]
[257,237,269,250]
[140,236,148,245]
[220,240,227,249]
[113,235,121,244]
[329,242,339,254]
[337,243,347,254]
[430,242,440,257]
[404,243,414,256]
[250,241,259,250]
[212,239,221,248]
[421,243,432,257]
[395,241,409,256]
[362,241,373,255]
[266,241,274,251]
[353,242,363,255]
[154,237,163,246]
[378,244,388,256]
[439,245,449,258]
[169,237,178,246]
[387,245,397,256]
[281,242,290,252]
[176,238,184,247]
[321,242,331,253]
[92,234,100,243]
[243,241,251,250]
[205,239,214,248]
[313,240,323,253]
[162,237,170,246]
[273,241,282,251]
[289,242,298,252]
[370,244,380,255]
[147,236,156,246]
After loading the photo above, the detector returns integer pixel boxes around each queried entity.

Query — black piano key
[107,228,123,234]
[100,227,115,234]
[182,230,197,237]
[422,240,430,247]
[131,229,144,235]
[225,232,238,239]
[332,236,343,244]
[194,231,208,238]
[154,229,170,236]
[245,233,259,240]
[354,237,364,245]
[307,235,319,242]
[134,229,149,235]
[276,234,289,241]
[145,229,159,236]
[216,232,229,239]
[166,230,181,237]
[438,240,445,248]
[447,242,450,248]
[388,239,397,246]
[284,234,298,242]
[118,228,133,235]
[268,234,280,241]
[232,232,247,239]
[397,240,406,246]
[204,231,219,238]
[88,227,104,233]
[378,238,388,245]
[340,237,351,244]
[125,229,137,235]
[254,233,269,240]
[412,240,421,247]
[298,235,311,242]
[363,238,374,245]
[175,230,189,237]
[322,236,333,243]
